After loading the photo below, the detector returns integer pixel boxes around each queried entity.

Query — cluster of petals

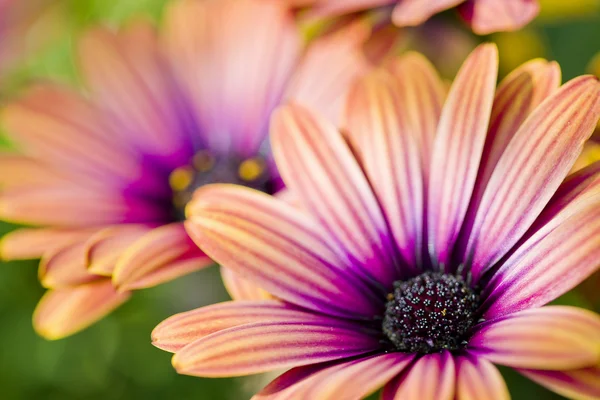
[288,0,540,35]
[153,43,600,400]
[0,0,371,339]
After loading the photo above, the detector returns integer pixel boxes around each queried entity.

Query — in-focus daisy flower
[0,0,370,339]
[153,44,600,399]
[289,0,540,35]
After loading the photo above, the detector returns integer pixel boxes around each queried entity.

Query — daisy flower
[289,0,540,35]
[153,44,600,399]
[0,0,370,339]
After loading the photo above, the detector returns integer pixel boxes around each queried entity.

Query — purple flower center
[169,151,272,220]
[382,271,479,354]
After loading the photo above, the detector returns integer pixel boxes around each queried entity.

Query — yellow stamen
[193,150,215,172]
[238,158,265,182]
[169,166,194,192]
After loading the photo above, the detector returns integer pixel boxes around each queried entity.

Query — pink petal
[518,366,600,400]
[455,355,509,400]
[467,75,600,282]
[152,300,326,353]
[33,279,130,340]
[0,227,96,261]
[470,306,600,370]
[392,0,465,27]
[427,43,498,266]
[464,59,560,249]
[482,199,600,317]
[0,154,72,188]
[78,22,189,159]
[164,0,301,156]
[220,267,271,301]
[285,19,370,125]
[304,0,395,18]
[459,0,540,35]
[384,51,447,181]
[112,223,211,291]
[1,84,140,184]
[271,103,398,288]
[185,184,383,319]
[85,224,156,276]
[0,186,162,227]
[39,242,99,288]
[383,351,456,400]
[254,353,414,400]
[172,320,380,377]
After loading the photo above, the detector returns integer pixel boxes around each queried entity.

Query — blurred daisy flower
[290,0,540,34]
[154,44,600,399]
[0,0,371,339]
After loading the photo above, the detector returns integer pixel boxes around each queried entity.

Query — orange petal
[427,43,498,265]
[285,18,370,125]
[518,366,600,400]
[271,103,398,287]
[255,353,414,400]
[185,184,382,318]
[0,227,95,261]
[78,22,188,156]
[220,267,271,301]
[85,224,156,276]
[164,0,301,156]
[392,0,465,27]
[112,223,211,291]
[1,83,139,183]
[152,300,320,352]
[459,0,540,35]
[172,319,379,377]
[33,279,130,340]
[471,306,600,370]
[456,356,509,400]
[466,59,560,232]
[39,242,100,288]
[0,153,71,188]
[384,351,455,400]
[467,75,600,280]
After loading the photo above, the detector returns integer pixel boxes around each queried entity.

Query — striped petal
[518,366,600,400]
[85,224,156,276]
[220,267,271,301]
[172,320,380,377]
[467,76,600,282]
[427,44,498,266]
[112,223,211,291]
[1,84,139,183]
[482,201,600,317]
[0,227,95,261]
[384,51,447,181]
[459,0,540,35]
[470,306,600,370]
[164,0,301,156]
[383,351,455,400]
[39,242,99,288]
[185,184,383,319]
[271,103,398,288]
[285,19,369,125]
[78,22,190,159]
[465,59,560,242]
[392,0,465,27]
[0,186,162,227]
[456,355,509,400]
[254,353,414,400]
[33,279,130,340]
[152,300,324,353]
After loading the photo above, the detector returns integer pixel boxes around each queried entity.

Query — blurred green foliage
[0,1,599,399]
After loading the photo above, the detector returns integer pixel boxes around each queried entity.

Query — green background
[0,1,599,399]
